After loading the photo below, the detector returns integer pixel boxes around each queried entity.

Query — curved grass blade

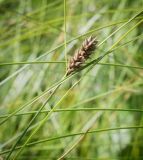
[1,126,143,156]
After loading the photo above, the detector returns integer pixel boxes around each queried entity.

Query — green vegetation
[0,0,143,159]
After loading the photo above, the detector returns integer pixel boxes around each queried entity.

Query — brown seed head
[66,36,98,76]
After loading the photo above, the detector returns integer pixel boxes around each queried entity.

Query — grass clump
[0,0,143,159]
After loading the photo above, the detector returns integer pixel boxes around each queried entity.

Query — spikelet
[66,36,98,76]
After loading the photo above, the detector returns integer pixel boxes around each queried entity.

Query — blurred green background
[0,0,143,159]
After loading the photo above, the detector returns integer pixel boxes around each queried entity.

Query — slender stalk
[64,0,67,71]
